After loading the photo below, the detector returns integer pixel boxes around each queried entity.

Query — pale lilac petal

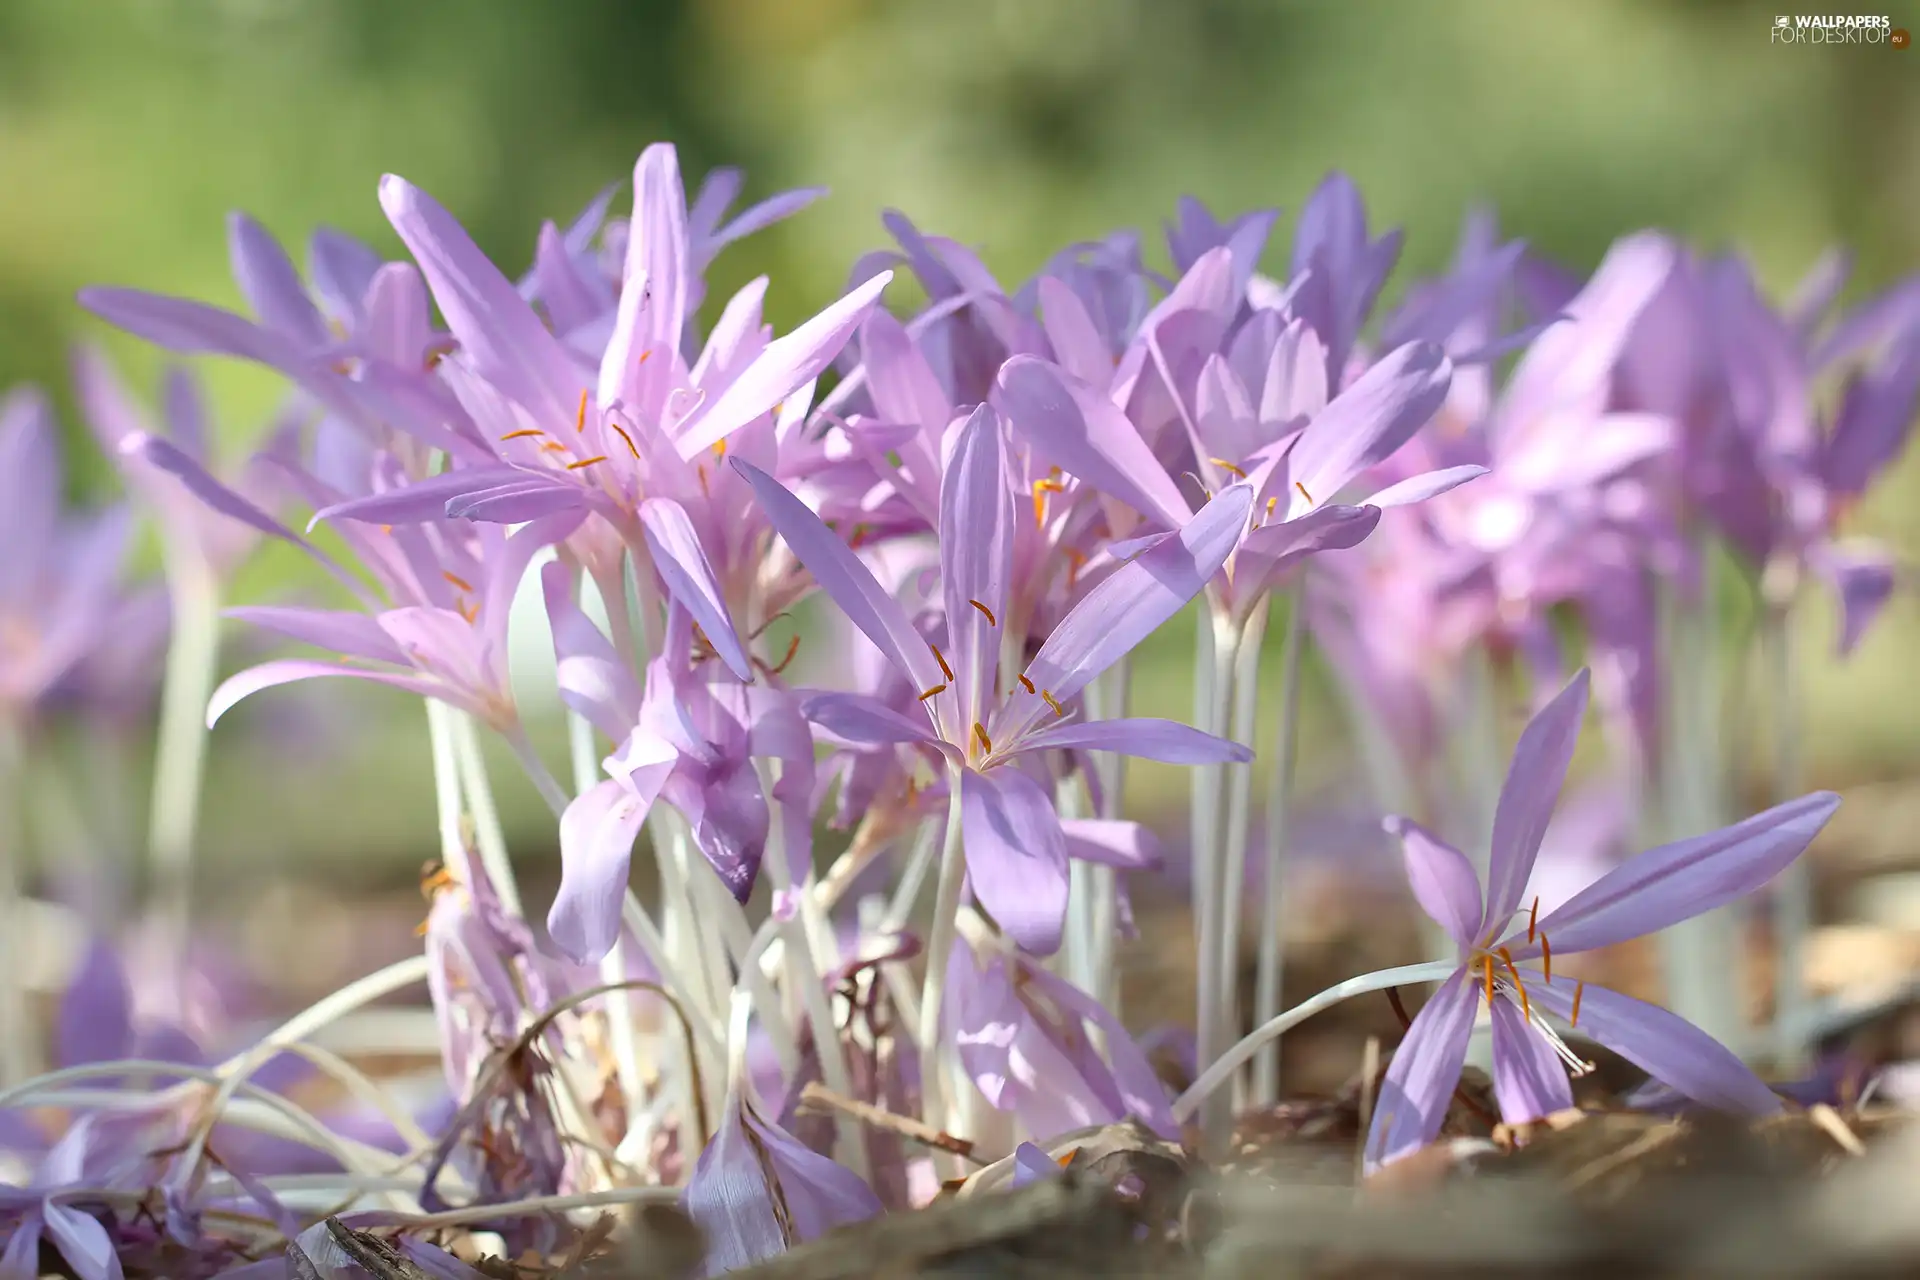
[710,187,828,251]
[1258,320,1329,425]
[70,345,151,461]
[602,144,688,417]
[447,478,589,523]
[1010,1142,1060,1187]
[638,498,749,681]
[207,660,447,728]
[224,606,409,665]
[541,561,643,739]
[750,1107,883,1244]
[677,272,893,457]
[940,405,1014,727]
[1236,503,1381,595]
[0,388,60,571]
[77,288,293,365]
[1060,819,1164,871]
[1501,413,1670,493]
[550,761,674,964]
[732,459,949,695]
[1,1213,42,1279]
[380,175,583,428]
[684,1099,788,1275]
[1020,962,1178,1136]
[961,766,1069,956]
[121,432,295,543]
[1489,995,1573,1125]
[799,692,941,748]
[362,262,433,368]
[993,356,1192,529]
[56,941,133,1068]
[1365,970,1479,1171]
[1811,543,1897,656]
[42,1201,122,1280]
[1480,669,1591,940]
[228,212,328,348]
[308,227,385,324]
[1523,791,1841,957]
[533,221,604,338]
[860,306,950,431]
[1022,483,1252,707]
[1036,275,1115,388]
[1018,717,1252,764]
[311,464,529,527]
[1384,817,1484,951]
[1527,980,1780,1115]
[1284,341,1451,514]
[1365,464,1488,508]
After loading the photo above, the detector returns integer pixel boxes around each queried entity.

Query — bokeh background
[4,0,1919,1009]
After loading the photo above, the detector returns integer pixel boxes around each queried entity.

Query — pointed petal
[1036,275,1116,388]
[447,477,589,523]
[1528,980,1780,1115]
[0,1213,41,1280]
[42,1202,123,1280]
[799,691,941,748]
[710,187,828,251]
[940,405,1014,728]
[1059,819,1164,871]
[1480,669,1591,940]
[1364,969,1479,1171]
[1365,464,1488,508]
[56,941,134,1068]
[1018,717,1252,764]
[1284,341,1452,515]
[639,498,750,681]
[228,212,328,348]
[380,175,582,428]
[311,464,530,527]
[207,660,447,728]
[550,762,674,963]
[1524,791,1841,957]
[993,356,1192,529]
[683,1098,790,1274]
[1811,543,1897,656]
[677,272,894,457]
[861,307,950,431]
[225,606,410,665]
[1489,995,1574,1125]
[1022,483,1252,707]
[962,766,1069,956]
[309,227,386,324]
[1019,961,1178,1136]
[732,458,948,694]
[600,145,689,416]
[1010,1142,1060,1187]
[541,561,643,739]
[1236,503,1381,596]
[1384,817,1484,951]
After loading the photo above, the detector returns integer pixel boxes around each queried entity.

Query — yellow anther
[608,422,640,458]
[1294,480,1313,504]
[1017,674,1036,694]
[1496,947,1530,1020]
[1209,457,1247,480]
[1528,895,1540,943]
[1264,496,1278,519]
[1041,689,1064,717]
[1540,933,1552,984]
[972,722,992,756]
[931,645,955,682]
[769,633,800,675]
[1031,477,1065,528]
[442,570,475,593]
[575,389,589,434]
[542,441,568,454]
[1570,980,1585,1029]
[713,439,727,459]
[567,455,608,471]
[499,428,544,441]
[969,599,997,626]
[917,683,949,702]
[1482,954,1496,1007]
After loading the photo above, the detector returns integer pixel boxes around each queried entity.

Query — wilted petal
[994,356,1192,529]
[1480,669,1590,940]
[732,459,949,695]
[1364,970,1479,1171]
[1060,819,1164,871]
[1489,996,1573,1125]
[1384,817,1483,951]
[550,761,674,964]
[961,766,1069,956]
[1018,717,1252,764]
[1022,483,1252,707]
[1523,791,1840,957]
[639,498,750,681]
[1528,979,1779,1115]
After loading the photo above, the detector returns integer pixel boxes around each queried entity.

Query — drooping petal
[206,660,449,728]
[993,356,1192,529]
[1364,969,1479,1172]
[961,766,1069,956]
[1479,668,1591,940]
[1522,791,1841,958]
[639,498,750,681]
[1060,819,1164,871]
[1019,962,1178,1136]
[1020,483,1252,709]
[799,691,943,749]
[732,459,948,695]
[677,272,894,457]
[549,758,675,964]
[1018,717,1252,764]
[1527,979,1780,1115]
[1384,817,1484,951]
[1488,995,1574,1125]
[1283,341,1452,517]
[940,405,1014,729]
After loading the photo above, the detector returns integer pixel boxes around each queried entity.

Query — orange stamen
[456,598,479,624]
[542,442,569,453]
[697,464,710,496]
[1264,495,1278,519]
[567,455,608,471]
[713,440,727,459]
[1065,548,1087,589]
[575,389,589,434]
[769,633,801,675]
[1570,980,1585,1029]
[442,570,475,593]
[1017,674,1036,694]
[499,428,544,441]
[608,422,640,458]
[918,683,948,702]
[1482,954,1496,1007]
[969,599,997,626]
[1528,895,1540,943]
[1041,689,1064,717]
[972,722,992,756]
[1540,933,1552,984]
[931,645,955,682]
[1209,457,1247,480]
[1496,947,1530,1020]
[1031,477,1064,529]
[1295,480,1313,504]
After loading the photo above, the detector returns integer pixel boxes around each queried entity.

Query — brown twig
[796,1082,986,1165]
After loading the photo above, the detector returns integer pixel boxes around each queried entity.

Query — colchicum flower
[1367,668,1840,1170]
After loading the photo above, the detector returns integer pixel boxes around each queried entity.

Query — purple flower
[0,1118,129,1280]
[735,406,1252,955]
[1367,668,1841,1170]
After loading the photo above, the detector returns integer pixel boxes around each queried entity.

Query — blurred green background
[6,0,1919,891]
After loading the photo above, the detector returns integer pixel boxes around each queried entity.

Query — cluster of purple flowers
[0,143,1913,1276]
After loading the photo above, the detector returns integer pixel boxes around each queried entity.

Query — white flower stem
[1763,574,1808,1067]
[1216,594,1269,1110]
[449,711,524,917]
[503,722,571,818]
[916,765,968,1138]
[0,721,31,1085]
[425,701,473,881]
[1191,596,1239,1150]
[1173,959,1458,1123]
[148,549,221,970]
[1251,586,1306,1105]
[1088,657,1129,1012]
